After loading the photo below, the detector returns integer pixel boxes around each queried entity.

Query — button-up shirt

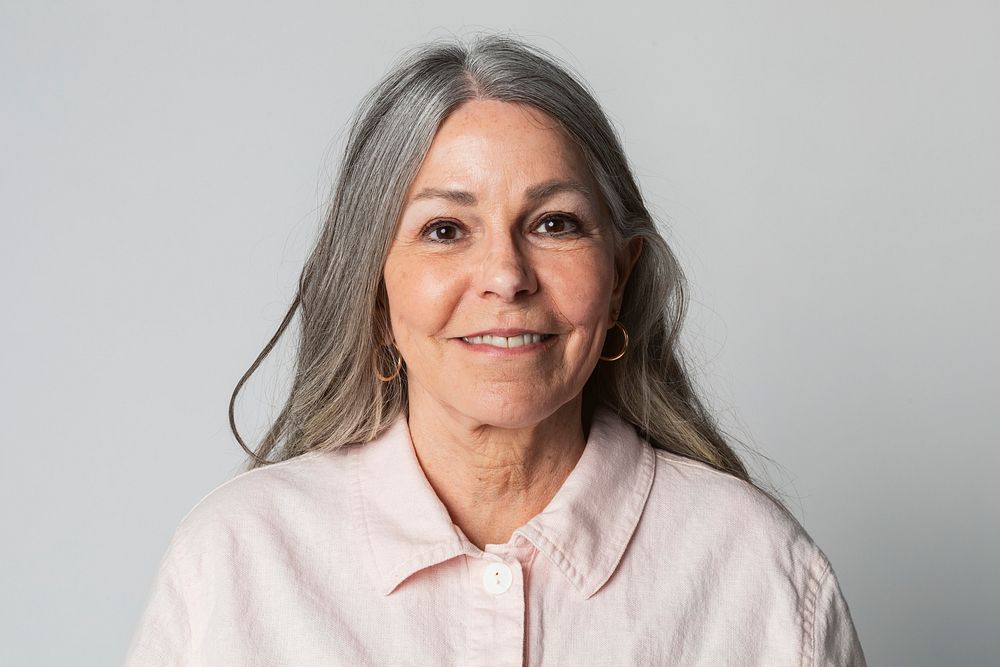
[126,407,867,665]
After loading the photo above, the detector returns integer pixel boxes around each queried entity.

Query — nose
[476,234,538,302]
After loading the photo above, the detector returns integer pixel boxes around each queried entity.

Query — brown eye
[534,215,579,235]
[424,221,463,242]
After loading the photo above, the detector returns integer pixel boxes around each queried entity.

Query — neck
[405,391,588,551]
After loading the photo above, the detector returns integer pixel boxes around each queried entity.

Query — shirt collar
[350,405,656,599]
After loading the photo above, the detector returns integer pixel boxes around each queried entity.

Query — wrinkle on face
[383,99,623,431]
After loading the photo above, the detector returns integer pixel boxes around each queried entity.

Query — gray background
[2,1,997,665]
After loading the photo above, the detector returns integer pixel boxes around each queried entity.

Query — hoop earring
[374,346,403,382]
[600,321,629,362]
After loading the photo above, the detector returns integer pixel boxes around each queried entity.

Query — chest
[191,549,805,666]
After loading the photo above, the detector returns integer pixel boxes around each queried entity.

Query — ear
[609,237,643,323]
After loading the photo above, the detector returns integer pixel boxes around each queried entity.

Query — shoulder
[126,449,361,664]
[642,447,825,582]
[167,448,356,562]
[627,446,866,664]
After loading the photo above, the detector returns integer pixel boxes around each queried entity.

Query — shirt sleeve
[124,536,194,666]
[809,555,868,667]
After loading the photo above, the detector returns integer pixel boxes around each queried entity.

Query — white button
[482,561,513,594]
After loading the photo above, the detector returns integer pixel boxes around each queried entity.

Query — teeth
[462,333,546,348]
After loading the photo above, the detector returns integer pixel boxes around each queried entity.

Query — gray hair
[231,32,784,510]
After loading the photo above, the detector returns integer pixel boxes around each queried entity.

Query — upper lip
[459,328,550,338]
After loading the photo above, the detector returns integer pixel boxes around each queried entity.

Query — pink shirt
[126,407,867,665]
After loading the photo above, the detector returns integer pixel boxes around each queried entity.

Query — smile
[460,333,553,348]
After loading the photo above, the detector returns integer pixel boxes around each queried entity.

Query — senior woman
[127,35,867,666]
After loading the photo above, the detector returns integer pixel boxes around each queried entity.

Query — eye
[533,214,580,236]
[422,220,464,243]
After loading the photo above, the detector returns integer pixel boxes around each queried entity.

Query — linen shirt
[126,407,867,666]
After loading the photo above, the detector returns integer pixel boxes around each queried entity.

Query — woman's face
[383,99,639,429]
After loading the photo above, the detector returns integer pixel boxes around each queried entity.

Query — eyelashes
[420,213,584,244]
[532,214,580,236]
[423,220,463,242]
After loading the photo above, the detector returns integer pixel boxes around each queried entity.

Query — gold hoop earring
[374,346,403,382]
[600,321,629,362]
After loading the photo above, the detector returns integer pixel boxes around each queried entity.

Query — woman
[127,34,867,665]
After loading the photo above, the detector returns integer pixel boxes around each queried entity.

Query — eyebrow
[408,178,597,208]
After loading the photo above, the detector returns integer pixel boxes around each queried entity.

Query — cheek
[549,253,616,327]
[383,255,462,344]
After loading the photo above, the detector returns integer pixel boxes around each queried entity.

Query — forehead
[406,99,594,196]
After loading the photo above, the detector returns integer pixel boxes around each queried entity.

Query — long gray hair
[231,33,781,508]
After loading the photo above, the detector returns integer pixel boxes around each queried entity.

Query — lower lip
[453,334,557,356]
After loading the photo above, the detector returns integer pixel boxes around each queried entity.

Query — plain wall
[2,1,997,665]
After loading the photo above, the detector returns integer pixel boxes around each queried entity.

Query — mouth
[458,332,555,349]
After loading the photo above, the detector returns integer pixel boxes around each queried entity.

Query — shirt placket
[465,542,532,667]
